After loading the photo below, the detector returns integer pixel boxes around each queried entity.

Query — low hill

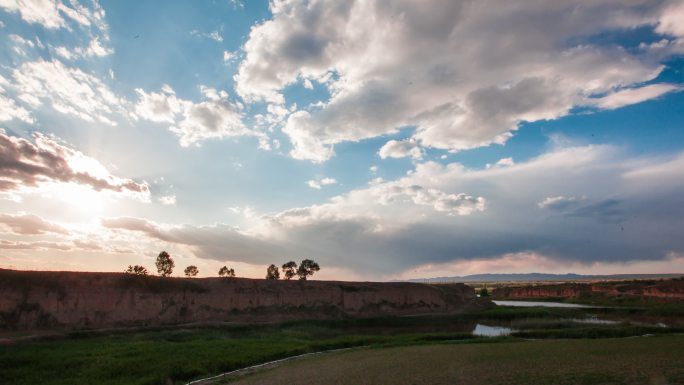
[0,269,490,331]
[406,273,684,283]
[492,278,684,300]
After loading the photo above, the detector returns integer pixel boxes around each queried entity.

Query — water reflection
[570,317,618,325]
[493,300,594,308]
[472,324,513,337]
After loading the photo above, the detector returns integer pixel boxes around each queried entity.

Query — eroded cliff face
[492,279,684,300]
[0,269,489,330]
[492,284,586,298]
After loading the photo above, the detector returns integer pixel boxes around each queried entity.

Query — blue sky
[0,0,683,280]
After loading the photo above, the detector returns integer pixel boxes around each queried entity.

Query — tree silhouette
[125,265,148,275]
[266,264,280,280]
[282,261,297,280]
[296,259,320,281]
[218,266,236,277]
[155,251,174,277]
[184,265,199,277]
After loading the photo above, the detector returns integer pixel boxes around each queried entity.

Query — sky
[0,0,683,280]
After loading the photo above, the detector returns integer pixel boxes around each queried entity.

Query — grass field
[1,305,683,385]
[227,336,684,385]
[0,325,388,385]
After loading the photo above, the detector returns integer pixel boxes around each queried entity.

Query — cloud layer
[13,60,123,125]
[92,145,684,275]
[0,213,68,235]
[0,132,149,198]
[0,0,106,30]
[236,0,683,161]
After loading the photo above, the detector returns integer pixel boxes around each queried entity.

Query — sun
[50,183,106,215]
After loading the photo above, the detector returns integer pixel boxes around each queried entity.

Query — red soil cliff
[492,279,684,300]
[0,269,489,330]
[492,284,587,298]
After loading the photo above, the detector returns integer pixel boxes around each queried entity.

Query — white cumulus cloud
[378,139,424,160]
[234,0,681,162]
[135,84,258,147]
[307,177,337,189]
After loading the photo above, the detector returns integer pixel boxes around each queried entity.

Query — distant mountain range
[403,273,684,283]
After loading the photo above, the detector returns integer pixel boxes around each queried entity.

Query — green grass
[2,306,683,385]
[0,327,382,385]
[227,335,684,385]
[513,325,683,339]
[0,321,485,385]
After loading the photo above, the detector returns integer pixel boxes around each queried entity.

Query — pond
[472,324,513,337]
[570,317,619,325]
[493,300,595,308]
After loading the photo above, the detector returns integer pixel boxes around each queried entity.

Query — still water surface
[472,324,513,337]
[493,300,594,308]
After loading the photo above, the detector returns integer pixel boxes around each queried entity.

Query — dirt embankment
[0,269,490,330]
[492,279,684,300]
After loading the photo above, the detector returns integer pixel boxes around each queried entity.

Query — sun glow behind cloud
[44,183,107,215]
